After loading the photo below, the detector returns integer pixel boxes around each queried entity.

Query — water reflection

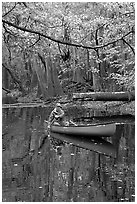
[2,107,135,202]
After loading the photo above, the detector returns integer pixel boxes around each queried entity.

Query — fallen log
[73,91,135,101]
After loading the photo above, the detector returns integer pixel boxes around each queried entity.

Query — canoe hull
[50,123,116,137]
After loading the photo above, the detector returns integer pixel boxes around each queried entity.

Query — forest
[2,3,135,202]
[2,2,135,104]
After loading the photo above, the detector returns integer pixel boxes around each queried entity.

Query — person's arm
[69,120,77,126]
[48,111,55,128]
[56,109,64,118]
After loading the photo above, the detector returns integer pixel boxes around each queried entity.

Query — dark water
[2,107,135,202]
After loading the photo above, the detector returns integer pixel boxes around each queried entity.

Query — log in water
[73,91,135,101]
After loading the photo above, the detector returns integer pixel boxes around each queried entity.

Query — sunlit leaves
[2,2,135,94]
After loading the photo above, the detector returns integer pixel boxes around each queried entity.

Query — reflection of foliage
[2,107,135,201]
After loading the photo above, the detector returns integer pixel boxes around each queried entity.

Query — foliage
[2,2,135,101]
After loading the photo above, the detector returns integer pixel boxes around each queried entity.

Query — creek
[2,106,135,202]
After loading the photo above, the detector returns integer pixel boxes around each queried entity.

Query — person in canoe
[47,103,77,130]
[47,103,65,129]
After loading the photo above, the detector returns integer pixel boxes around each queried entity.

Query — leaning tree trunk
[2,63,25,92]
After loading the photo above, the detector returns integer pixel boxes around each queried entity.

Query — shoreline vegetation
[2,94,135,117]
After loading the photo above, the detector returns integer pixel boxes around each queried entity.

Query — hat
[56,103,62,108]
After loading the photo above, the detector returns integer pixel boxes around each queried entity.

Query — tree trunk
[86,49,93,86]
[33,56,47,98]
[73,91,135,101]
[2,63,25,92]
[2,67,9,89]
[73,67,86,84]
[46,56,64,98]
[52,61,64,96]
[30,71,38,90]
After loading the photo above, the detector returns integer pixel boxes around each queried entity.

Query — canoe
[48,123,116,137]
[44,131,116,158]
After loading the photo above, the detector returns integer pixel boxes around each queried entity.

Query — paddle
[44,118,78,128]
[68,119,78,126]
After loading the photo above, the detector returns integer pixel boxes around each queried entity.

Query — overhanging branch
[2,19,134,51]
[28,34,41,48]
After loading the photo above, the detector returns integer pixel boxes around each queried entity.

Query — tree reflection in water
[2,107,135,202]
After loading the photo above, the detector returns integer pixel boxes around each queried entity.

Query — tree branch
[2,3,17,18]
[2,87,11,93]
[122,37,135,55]
[119,11,135,16]
[28,34,41,48]
[99,29,134,48]
[2,19,134,51]
[79,23,106,44]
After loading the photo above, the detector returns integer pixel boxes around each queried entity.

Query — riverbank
[2,99,135,117]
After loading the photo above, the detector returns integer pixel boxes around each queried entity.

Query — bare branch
[3,23,17,38]
[28,34,41,48]
[22,2,27,8]
[119,11,135,16]
[122,37,135,55]
[79,23,106,44]
[24,16,30,29]
[2,3,17,18]
[100,30,134,48]
[2,87,11,93]
[2,19,134,51]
